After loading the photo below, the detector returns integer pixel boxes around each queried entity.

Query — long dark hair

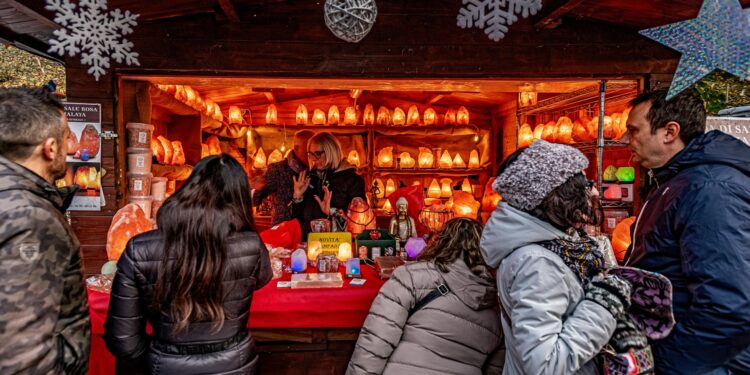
[417,218,491,277]
[154,154,255,333]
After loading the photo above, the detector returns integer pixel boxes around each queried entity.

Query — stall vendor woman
[292,132,366,236]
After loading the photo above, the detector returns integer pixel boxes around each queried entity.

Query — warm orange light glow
[438,150,453,169]
[518,123,534,148]
[444,109,457,125]
[440,178,453,198]
[312,109,326,125]
[423,107,437,126]
[377,106,391,126]
[481,178,503,211]
[469,149,480,169]
[533,123,544,140]
[556,116,573,144]
[347,150,360,167]
[296,104,308,125]
[385,178,396,197]
[452,153,466,169]
[392,107,405,126]
[519,91,538,107]
[418,147,434,169]
[266,104,278,125]
[328,105,340,125]
[184,86,197,105]
[457,106,470,125]
[363,104,375,125]
[373,178,385,199]
[399,152,415,168]
[542,121,558,142]
[382,199,392,212]
[451,191,479,219]
[308,241,323,261]
[377,147,393,168]
[461,178,472,193]
[603,115,615,139]
[253,147,267,169]
[204,99,216,117]
[213,103,223,122]
[268,149,283,165]
[228,106,243,124]
[337,243,353,261]
[344,107,358,125]
[406,105,420,126]
[427,179,441,199]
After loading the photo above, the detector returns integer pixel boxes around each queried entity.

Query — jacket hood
[441,259,497,310]
[656,130,750,182]
[0,155,77,211]
[480,202,569,268]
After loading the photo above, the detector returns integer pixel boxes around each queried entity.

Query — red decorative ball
[369,230,381,240]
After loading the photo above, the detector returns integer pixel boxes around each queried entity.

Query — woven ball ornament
[324,0,377,43]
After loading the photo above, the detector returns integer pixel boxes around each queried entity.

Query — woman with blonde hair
[347,218,504,375]
[292,131,366,235]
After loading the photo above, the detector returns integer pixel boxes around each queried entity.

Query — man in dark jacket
[0,88,90,374]
[623,89,750,374]
[252,130,313,225]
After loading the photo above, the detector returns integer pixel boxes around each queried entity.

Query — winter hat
[493,140,588,211]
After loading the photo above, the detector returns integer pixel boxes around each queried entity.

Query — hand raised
[314,185,333,214]
[292,171,310,199]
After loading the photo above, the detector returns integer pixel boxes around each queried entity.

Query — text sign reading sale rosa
[62,103,102,211]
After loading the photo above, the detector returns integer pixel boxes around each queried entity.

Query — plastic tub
[125,123,154,149]
[128,195,154,218]
[151,199,164,220]
[126,172,153,196]
[127,147,152,173]
[151,177,168,201]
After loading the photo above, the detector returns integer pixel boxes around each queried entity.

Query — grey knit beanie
[493,140,589,211]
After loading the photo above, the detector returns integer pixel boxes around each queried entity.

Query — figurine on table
[389,197,416,246]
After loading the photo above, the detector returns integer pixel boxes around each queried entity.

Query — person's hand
[292,171,310,201]
[609,314,648,352]
[585,273,632,318]
[314,185,333,215]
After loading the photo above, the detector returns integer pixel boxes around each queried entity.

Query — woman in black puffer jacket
[104,154,272,375]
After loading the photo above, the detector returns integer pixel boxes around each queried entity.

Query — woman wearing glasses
[291,132,366,236]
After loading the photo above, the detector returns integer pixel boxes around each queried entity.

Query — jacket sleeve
[482,341,505,375]
[254,241,273,290]
[104,240,149,360]
[346,266,416,375]
[653,183,750,373]
[506,250,616,375]
[0,205,89,373]
[252,164,280,207]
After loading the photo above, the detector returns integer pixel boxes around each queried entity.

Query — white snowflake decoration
[457,0,542,42]
[46,0,140,81]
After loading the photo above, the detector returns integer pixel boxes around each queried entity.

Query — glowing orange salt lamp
[346,197,375,236]
[377,106,391,125]
[204,99,216,117]
[451,191,480,218]
[228,106,243,124]
[312,109,327,125]
[253,147,267,169]
[461,178,472,193]
[456,106,470,125]
[74,166,90,189]
[184,86,197,106]
[438,150,452,169]
[174,85,185,101]
[344,106,358,125]
[399,152,415,168]
[212,104,224,122]
[423,108,437,125]
[392,107,406,126]
[385,178,396,197]
[296,105,308,125]
[542,121,558,142]
[347,150,361,167]
[572,120,591,142]
[617,107,631,140]
[382,199,393,213]
[452,153,466,169]
[481,178,502,211]
[469,150,480,169]
[603,116,615,139]
[406,105,420,126]
[328,105,340,125]
[106,203,153,261]
[518,123,534,148]
[612,216,636,262]
[440,178,453,198]
[556,116,574,144]
[377,147,394,168]
[533,124,545,140]
[363,104,375,125]
[427,179,442,199]
[418,147,434,169]
[444,109,457,125]
[267,149,284,165]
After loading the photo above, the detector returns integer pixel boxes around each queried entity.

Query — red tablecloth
[87,265,384,374]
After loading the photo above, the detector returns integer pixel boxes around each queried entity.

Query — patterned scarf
[536,231,604,284]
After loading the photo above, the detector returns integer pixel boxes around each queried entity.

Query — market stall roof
[3,0,749,63]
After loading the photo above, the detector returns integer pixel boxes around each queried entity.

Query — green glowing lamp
[616,167,635,182]
[603,165,618,182]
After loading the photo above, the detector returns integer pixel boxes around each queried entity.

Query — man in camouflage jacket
[0,88,90,374]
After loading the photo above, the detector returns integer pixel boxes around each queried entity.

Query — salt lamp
[347,150,361,167]
[603,165,618,182]
[363,104,375,125]
[481,178,502,211]
[263,104,276,125]
[438,150,453,169]
[556,116,574,144]
[328,105,340,125]
[206,135,221,156]
[418,204,453,233]
[423,107,437,125]
[603,185,622,200]
[377,147,394,168]
[440,178,453,198]
[444,109,457,125]
[312,109,326,125]
[373,178,385,198]
[427,179,441,199]
[469,150,480,169]
[385,178,396,197]
[74,166,90,188]
[612,216,636,262]
[79,124,100,157]
[296,104,308,125]
[542,121,558,142]
[291,248,307,273]
[452,153,466,169]
[418,147,434,169]
[171,141,186,166]
[405,237,427,259]
[268,149,284,165]
[346,197,375,235]
[184,86,197,105]
[204,99,216,117]
[617,108,631,140]
[399,152,415,169]
[603,115,615,139]
[392,107,406,126]
[616,167,635,182]
[307,240,323,262]
[382,199,393,213]
[228,106,243,124]
[457,106,470,125]
[518,123,534,148]
[157,136,173,165]
[451,191,480,219]
[337,243,353,261]
[406,105,420,126]
[174,85,186,101]
[106,203,153,261]
[253,147,267,169]
[461,178,472,193]
[533,123,545,140]
[377,106,391,125]
[519,91,537,107]
[344,106,358,125]
[572,120,591,142]
[413,180,422,186]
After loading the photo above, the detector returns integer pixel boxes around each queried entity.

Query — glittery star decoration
[639,0,750,99]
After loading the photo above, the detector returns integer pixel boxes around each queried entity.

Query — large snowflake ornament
[457,0,542,42]
[46,0,139,81]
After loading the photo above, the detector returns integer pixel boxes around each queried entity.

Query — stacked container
[125,123,154,217]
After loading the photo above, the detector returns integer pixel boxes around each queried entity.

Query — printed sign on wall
[60,103,102,211]
[706,116,750,146]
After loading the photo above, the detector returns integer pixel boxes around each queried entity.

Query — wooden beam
[217,0,240,23]
[534,0,586,29]
[0,24,62,63]
[5,0,59,29]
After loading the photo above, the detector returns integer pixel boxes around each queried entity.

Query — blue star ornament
[639,0,750,99]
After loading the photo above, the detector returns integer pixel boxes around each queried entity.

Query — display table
[87,264,384,375]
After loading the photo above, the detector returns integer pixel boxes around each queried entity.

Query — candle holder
[418,206,453,235]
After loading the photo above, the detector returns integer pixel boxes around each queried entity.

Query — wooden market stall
[1,0,716,373]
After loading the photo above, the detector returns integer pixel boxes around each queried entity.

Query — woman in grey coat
[480,141,632,375]
[347,218,504,375]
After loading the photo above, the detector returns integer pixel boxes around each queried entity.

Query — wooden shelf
[373,168,489,176]
[151,164,193,180]
[572,140,628,153]
[518,82,638,116]
[249,123,491,133]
